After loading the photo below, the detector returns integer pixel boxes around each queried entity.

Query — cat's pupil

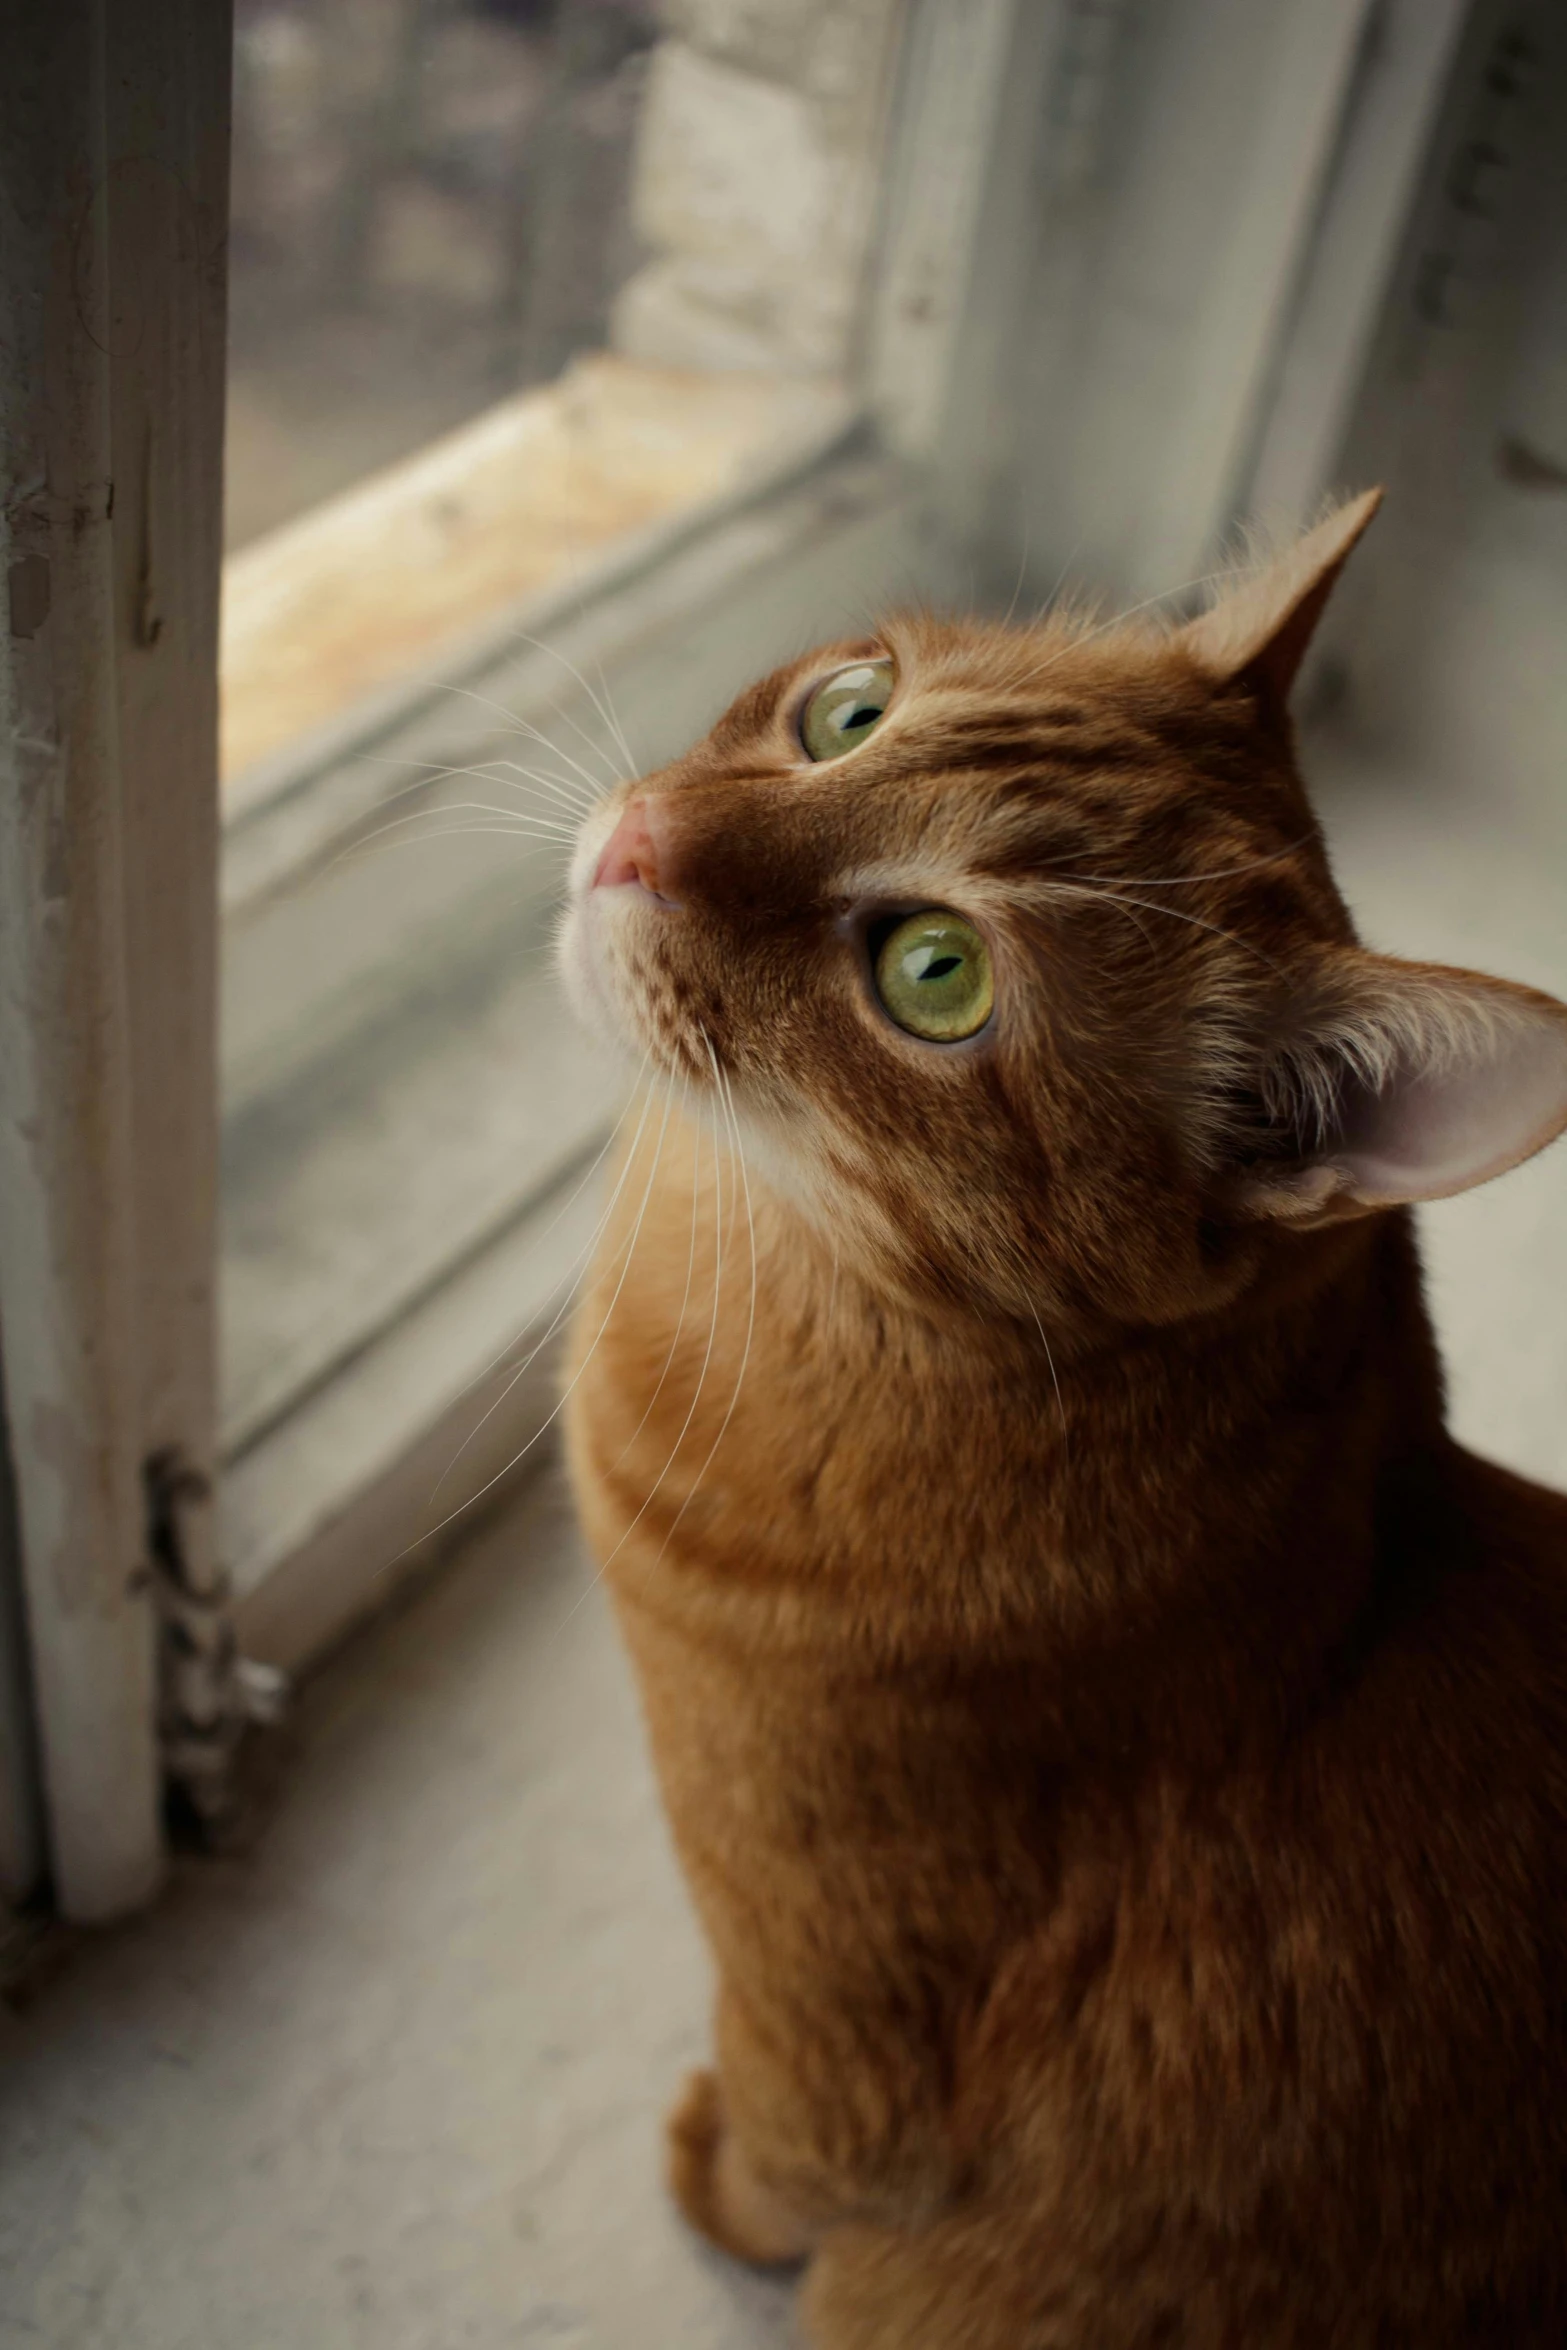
[872,909,993,1039]
[800,656,895,762]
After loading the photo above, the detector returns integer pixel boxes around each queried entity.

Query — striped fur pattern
[558,498,1567,2346]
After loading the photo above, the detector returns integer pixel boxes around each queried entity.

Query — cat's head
[560,494,1567,1332]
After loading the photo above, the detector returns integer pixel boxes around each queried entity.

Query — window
[215,0,919,1671]
[4,0,1562,1923]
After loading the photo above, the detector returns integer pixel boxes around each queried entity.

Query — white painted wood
[1314,0,1567,756]
[107,0,230,1624]
[220,455,932,1663]
[219,395,859,915]
[1132,0,1376,588]
[0,1385,45,1906]
[227,1167,610,1675]
[867,0,1027,459]
[222,904,622,1455]
[218,365,845,793]
[0,2,162,1921]
[1245,0,1472,521]
[992,0,1404,611]
[0,0,229,1920]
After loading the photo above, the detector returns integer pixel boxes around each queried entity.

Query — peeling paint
[7,553,51,640]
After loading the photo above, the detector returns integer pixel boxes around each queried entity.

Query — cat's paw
[665,2068,815,2269]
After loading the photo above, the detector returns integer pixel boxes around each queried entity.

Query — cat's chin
[557,887,674,1092]
[557,797,643,1038]
[556,893,636,1059]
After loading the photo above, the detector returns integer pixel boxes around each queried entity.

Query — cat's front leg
[665,2067,821,2267]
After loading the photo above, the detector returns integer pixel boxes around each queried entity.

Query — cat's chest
[617,1585,1066,1972]
[565,1165,1065,1636]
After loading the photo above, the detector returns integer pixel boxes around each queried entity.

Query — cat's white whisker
[333,821,577,873]
[439,683,612,804]
[387,1072,674,1565]
[533,692,623,791]
[591,653,639,786]
[1025,1294,1070,1461]
[642,1045,758,1591]
[505,629,637,785]
[428,1059,652,1482]
[406,798,577,837]
[337,802,577,870]
[603,1075,701,1480]
[487,759,601,819]
[353,751,597,818]
[624,1041,732,1598]
[382,753,597,820]
[1053,840,1314,890]
[1026,566,1235,680]
[561,1073,728,1628]
[1045,880,1290,979]
[496,706,617,803]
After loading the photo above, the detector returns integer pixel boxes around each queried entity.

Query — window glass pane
[217,0,902,1485]
[227,0,656,551]
[213,0,1567,1621]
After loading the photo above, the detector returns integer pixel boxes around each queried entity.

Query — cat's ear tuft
[1233,951,1567,1224]
[1177,488,1383,706]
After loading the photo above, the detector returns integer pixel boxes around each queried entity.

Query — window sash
[209,0,1029,1673]
[0,0,1470,1925]
[0,0,228,1922]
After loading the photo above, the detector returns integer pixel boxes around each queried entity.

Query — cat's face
[559,606,1353,1332]
[561,492,1567,1338]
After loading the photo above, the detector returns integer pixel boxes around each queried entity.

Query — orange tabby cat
[559,494,1567,2348]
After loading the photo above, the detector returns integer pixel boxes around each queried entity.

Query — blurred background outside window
[210,0,1567,1671]
[217,0,911,1652]
[3,0,1566,1956]
[5,0,1567,2309]
[227,0,653,554]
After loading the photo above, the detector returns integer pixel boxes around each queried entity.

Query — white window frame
[1,0,229,1920]
[0,0,1479,1923]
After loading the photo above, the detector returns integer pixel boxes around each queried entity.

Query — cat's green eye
[873,910,993,1042]
[800,657,895,761]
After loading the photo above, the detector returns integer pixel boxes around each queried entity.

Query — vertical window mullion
[0,0,231,1922]
[105,0,233,1777]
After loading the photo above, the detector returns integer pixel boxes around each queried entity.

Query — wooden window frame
[1,0,229,1920]
[0,0,1022,1923]
[0,0,1474,1925]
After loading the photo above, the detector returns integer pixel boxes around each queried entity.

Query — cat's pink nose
[594,796,677,902]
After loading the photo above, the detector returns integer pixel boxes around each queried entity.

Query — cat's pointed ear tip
[1177,485,1386,699]
[1319,484,1385,546]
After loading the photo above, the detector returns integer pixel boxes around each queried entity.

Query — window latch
[145,1449,288,1840]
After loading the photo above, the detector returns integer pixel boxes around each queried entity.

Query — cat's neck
[744,1187,1447,1756]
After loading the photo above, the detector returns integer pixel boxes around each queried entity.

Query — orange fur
[560,499,1567,2346]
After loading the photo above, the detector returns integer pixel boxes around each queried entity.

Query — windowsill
[218,438,936,1672]
[225,1149,610,1674]
[5,1468,786,2342]
[220,355,849,814]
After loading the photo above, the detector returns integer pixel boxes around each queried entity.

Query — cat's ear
[1233,952,1567,1223]
[1177,489,1383,705]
